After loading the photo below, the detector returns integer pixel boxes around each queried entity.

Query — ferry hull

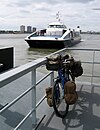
[25,38,81,49]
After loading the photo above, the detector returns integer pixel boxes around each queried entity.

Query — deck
[36,83,100,130]
[0,48,100,130]
[0,72,100,130]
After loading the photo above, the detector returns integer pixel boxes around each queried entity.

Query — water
[0,34,58,66]
[0,33,100,67]
[0,33,100,83]
[0,34,100,63]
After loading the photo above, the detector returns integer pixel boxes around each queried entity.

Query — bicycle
[46,54,76,118]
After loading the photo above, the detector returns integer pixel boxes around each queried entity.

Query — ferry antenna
[56,11,61,22]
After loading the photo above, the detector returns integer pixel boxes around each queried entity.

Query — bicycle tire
[52,80,69,118]
[52,71,75,118]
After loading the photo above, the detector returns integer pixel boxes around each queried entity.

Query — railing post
[50,71,54,86]
[91,51,95,85]
[31,69,37,125]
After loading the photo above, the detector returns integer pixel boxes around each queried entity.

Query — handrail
[0,72,52,114]
[0,57,46,88]
[0,48,100,130]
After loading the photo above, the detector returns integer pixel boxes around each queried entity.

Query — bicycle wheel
[52,80,69,118]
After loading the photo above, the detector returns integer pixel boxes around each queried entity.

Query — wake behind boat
[25,17,81,49]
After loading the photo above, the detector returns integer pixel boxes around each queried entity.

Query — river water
[0,34,59,66]
[0,33,100,80]
[0,34,100,84]
[0,33,100,65]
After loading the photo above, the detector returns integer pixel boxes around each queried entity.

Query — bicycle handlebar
[62,54,69,60]
[62,55,74,67]
[62,55,74,62]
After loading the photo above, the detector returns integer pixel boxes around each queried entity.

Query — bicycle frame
[55,68,70,99]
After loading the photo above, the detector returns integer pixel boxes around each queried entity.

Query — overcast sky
[0,0,100,31]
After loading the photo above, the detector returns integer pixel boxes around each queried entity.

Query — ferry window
[57,25,59,28]
[49,25,56,28]
[56,25,60,28]
[63,25,66,28]
[48,25,66,28]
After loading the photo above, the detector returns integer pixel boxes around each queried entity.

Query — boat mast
[56,11,61,22]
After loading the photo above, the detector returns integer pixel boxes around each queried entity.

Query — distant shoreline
[0,31,32,34]
[81,31,100,35]
[0,30,100,35]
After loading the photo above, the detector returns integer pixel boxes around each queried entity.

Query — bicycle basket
[46,54,62,71]
[71,61,83,77]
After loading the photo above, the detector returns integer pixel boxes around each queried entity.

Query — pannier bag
[64,81,78,105]
[71,61,83,77]
[46,54,62,71]
[45,87,53,107]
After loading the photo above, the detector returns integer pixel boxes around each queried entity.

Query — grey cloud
[32,0,59,4]
[63,0,95,3]
[92,8,100,10]
[15,1,32,7]
[6,0,32,8]
[32,0,95,4]
[6,0,59,8]
[20,10,30,14]
[6,0,95,9]
[35,8,51,12]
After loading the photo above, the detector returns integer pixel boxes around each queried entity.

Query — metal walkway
[0,48,100,130]
[36,83,100,130]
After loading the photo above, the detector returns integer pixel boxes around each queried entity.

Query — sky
[0,0,100,31]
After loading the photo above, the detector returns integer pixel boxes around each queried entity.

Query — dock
[0,48,100,130]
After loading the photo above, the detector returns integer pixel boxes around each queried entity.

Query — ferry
[25,21,81,49]
[25,22,81,49]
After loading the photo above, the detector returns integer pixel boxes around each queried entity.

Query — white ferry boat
[25,16,81,49]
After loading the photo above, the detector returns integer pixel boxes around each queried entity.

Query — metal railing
[0,48,100,130]
[67,48,100,85]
